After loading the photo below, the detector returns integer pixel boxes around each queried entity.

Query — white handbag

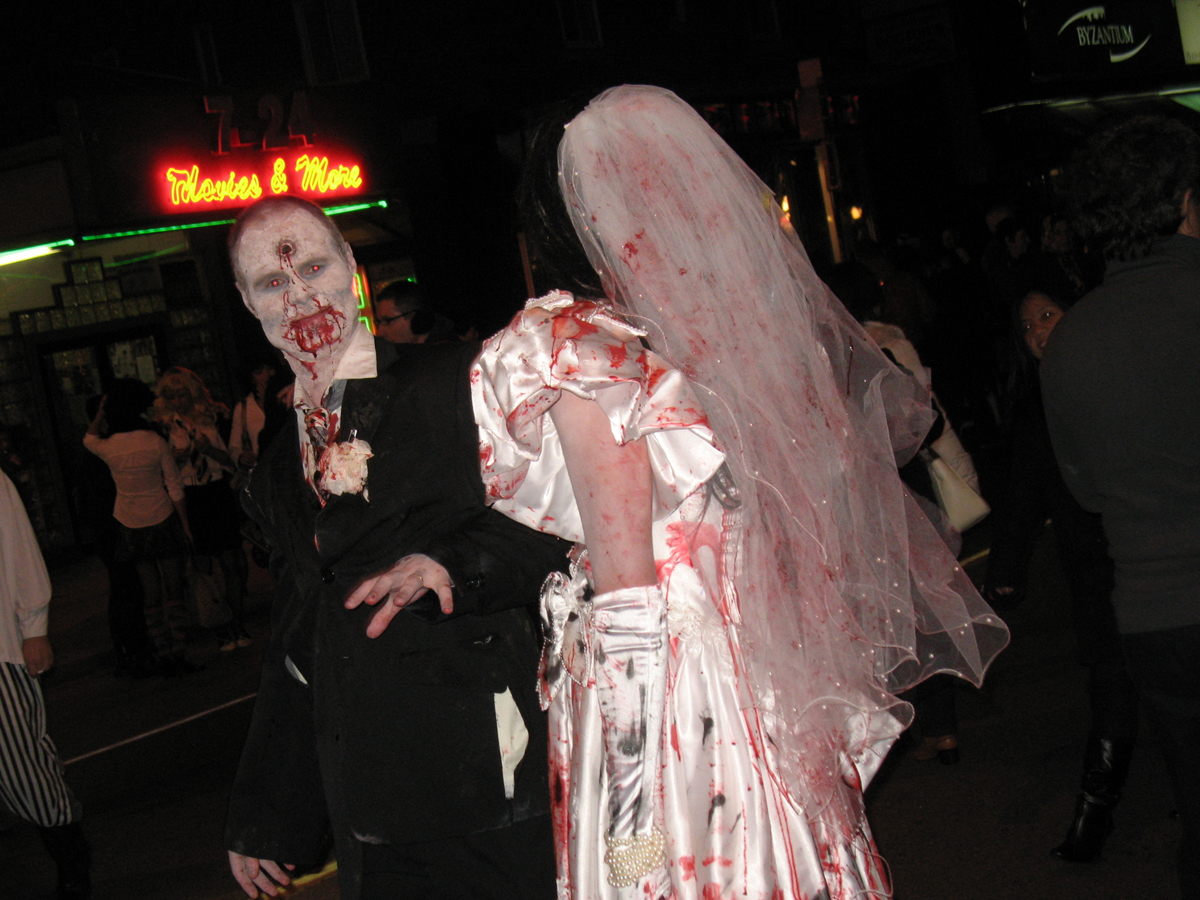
[925,452,990,532]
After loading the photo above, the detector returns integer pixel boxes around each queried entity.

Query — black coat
[225,338,569,897]
[987,380,1119,666]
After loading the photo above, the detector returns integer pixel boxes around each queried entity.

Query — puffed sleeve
[472,291,725,542]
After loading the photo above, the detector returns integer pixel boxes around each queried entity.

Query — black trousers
[1123,623,1200,900]
[103,555,150,657]
[360,814,556,900]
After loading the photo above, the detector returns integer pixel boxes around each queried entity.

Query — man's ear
[237,285,255,314]
[343,241,357,273]
[231,249,255,312]
[1180,189,1200,239]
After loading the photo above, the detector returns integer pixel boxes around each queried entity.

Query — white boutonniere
[317,431,373,501]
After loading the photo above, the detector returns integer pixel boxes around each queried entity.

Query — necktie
[303,407,331,501]
[301,382,345,503]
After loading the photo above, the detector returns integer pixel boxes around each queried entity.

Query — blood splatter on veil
[558,85,1008,825]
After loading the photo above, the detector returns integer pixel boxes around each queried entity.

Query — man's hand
[22,636,53,677]
[228,850,294,898]
[344,554,454,638]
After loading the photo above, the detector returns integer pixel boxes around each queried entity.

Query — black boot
[37,821,91,899]
[1051,737,1132,862]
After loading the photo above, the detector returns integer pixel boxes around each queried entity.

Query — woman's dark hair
[104,378,156,434]
[1011,286,1075,356]
[997,285,1076,423]
[517,97,606,299]
[1068,115,1200,261]
[240,350,280,386]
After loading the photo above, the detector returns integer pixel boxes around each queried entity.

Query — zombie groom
[223,196,565,900]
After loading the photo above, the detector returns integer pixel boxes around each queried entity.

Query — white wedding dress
[474,292,895,900]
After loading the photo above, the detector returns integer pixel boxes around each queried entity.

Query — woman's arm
[160,438,194,543]
[550,391,669,893]
[190,423,235,472]
[548,390,657,592]
[83,401,108,459]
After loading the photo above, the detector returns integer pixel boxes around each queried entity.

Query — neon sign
[162,154,365,209]
[296,155,363,193]
[167,166,263,206]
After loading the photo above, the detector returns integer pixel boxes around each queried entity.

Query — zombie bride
[470,86,1008,900]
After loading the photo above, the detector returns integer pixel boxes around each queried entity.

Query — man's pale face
[235,209,359,373]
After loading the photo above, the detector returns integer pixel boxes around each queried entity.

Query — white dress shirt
[0,470,51,665]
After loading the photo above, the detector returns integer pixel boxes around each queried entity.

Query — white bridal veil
[558,85,1008,823]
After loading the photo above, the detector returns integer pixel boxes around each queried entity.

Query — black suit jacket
[225,338,568,896]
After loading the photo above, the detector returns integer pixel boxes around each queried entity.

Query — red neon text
[296,155,363,192]
[163,155,365,209]
[167,166,263,205]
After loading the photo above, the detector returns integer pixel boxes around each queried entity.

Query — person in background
[0,467,92,900]
[76,394,152,678]
[155,367,250,651]
[981,202,1015,284]
[229,355,291,570]
[1043,115,1200,898]
[988,217,1037,316]
[987,288,1138,862]
[828,260,982,767]
[372,279,458,345]
[229,354,288,475]
[84,379,197,676]
[0,420,35,511]
[855,241,938,354]
[1036,214,1091,303]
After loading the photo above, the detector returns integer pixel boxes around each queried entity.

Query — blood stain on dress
[677,855,696,881]
[605,340,629,368]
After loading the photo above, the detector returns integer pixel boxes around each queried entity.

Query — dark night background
[7,2,1197,321]
[6,1,1200,406]
[2,1,1036,318]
